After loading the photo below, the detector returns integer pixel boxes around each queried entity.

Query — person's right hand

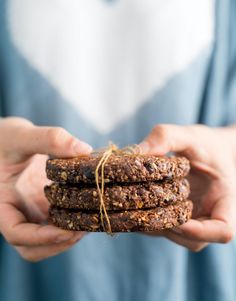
[0,117,92,262]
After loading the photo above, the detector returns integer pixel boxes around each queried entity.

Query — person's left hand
[139,124,236,252]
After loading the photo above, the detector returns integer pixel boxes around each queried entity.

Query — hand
[0,117,92,261]
[140,124,236,251]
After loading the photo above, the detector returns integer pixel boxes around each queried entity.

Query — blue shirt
[0,1,236,301]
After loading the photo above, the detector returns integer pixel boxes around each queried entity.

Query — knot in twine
[94,143,141,234]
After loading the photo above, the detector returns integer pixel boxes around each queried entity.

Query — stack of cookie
[45,154,193,232]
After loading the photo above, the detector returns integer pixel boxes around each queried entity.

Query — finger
[165,229,208,252]
[143,230,165,237]
[174,218,233,243]
[2,122,92,163]
[15,154,51,220]
[139,124,204,158]
[145,229,207,251]
[18,126,92,158]
[17,195,50,224]
[0,202,78,246]
[16,232,86,262]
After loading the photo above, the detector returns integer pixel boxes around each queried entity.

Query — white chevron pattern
[8,0,214,133]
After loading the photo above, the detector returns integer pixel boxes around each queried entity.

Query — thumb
[1,121,92,162]
[139,124,196,156]
[20,126,92,159]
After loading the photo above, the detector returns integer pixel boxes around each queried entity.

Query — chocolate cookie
[46,155,190,184]
[49,200,193,232]
[45,179,190,211]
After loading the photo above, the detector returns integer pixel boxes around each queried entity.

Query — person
[0,1,236,300]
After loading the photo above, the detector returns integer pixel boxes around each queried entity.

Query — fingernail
[171,227,183,234]
[55,233,75,243]
[74,140,93,154]
[139,141,150,153]
[72,232,87,243]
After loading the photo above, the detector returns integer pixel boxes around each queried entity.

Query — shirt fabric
[0,1,236,301]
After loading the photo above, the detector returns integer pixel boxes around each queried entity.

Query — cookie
[49,200,193,232]
[45,179,190,211]
[46,154,190,184]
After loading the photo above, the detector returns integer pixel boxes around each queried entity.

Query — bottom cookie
[49,200,193,232]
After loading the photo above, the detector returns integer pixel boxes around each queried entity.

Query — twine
[94,143,141,234]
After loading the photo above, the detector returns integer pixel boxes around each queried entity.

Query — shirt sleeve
[225,0,236,124]
[198,0,236,126]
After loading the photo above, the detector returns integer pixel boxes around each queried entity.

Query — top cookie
[46,154,190,184]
